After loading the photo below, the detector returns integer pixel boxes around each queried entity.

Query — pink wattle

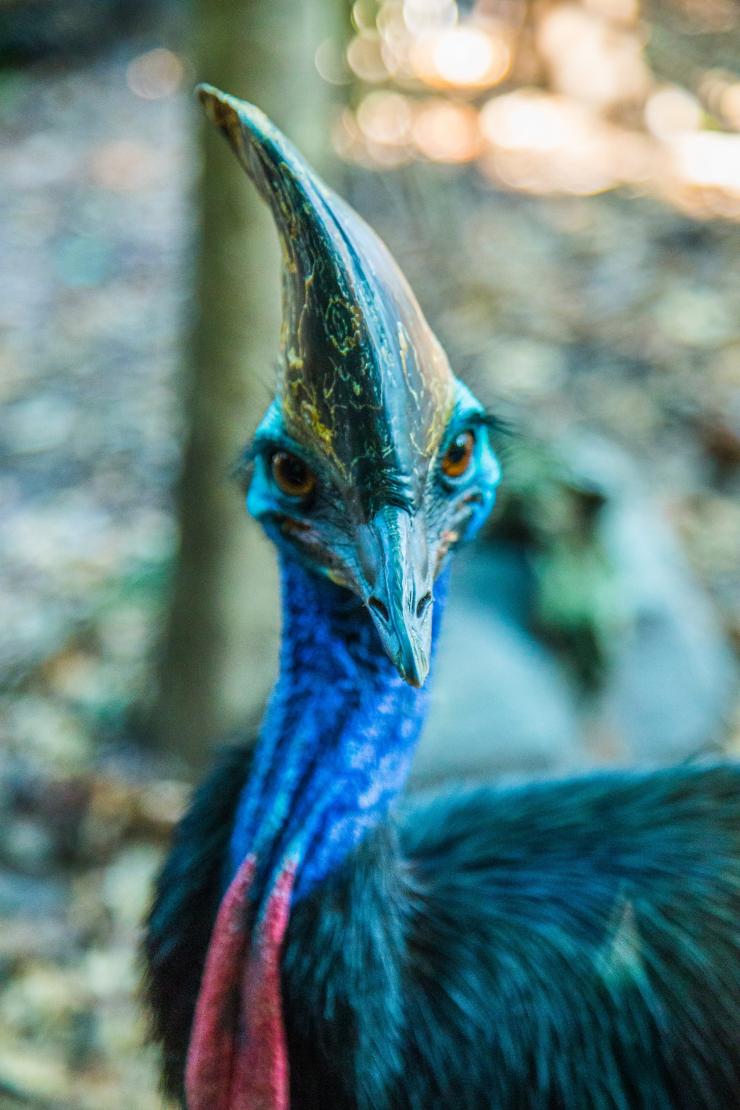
[186,855,296,1110]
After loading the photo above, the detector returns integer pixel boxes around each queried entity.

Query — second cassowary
[145,86,740,1110]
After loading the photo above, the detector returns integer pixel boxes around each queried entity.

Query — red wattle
[230,861,296,1109]
[185,854,296,1110]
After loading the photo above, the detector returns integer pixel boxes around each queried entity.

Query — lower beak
[356,506,434,687]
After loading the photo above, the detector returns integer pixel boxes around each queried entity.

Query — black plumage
[146,752,740,1108]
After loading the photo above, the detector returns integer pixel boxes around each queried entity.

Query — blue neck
[228,554,447,903]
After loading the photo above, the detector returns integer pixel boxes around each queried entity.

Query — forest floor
[1,26,739,1110]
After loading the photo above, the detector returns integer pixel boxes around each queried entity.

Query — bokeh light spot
[357,92,413,145]
[645,87,702,139]
[412,99,481,162]
[432,27,509,87]
[126,48,184,101]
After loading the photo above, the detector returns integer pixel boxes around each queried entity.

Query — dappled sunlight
[410,25,512,89]
[336,0,740,219]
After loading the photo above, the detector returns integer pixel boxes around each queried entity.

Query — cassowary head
[199,85,500,686]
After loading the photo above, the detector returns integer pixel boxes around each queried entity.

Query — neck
[228,553,447,903]
[188,553,446,1108]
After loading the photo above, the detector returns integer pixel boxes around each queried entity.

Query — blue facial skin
[226,377,501,912]
[246,378,500,602]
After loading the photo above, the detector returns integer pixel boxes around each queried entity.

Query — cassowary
[145,85,740,1110]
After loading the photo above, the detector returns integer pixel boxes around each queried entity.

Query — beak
[356,506,434,687]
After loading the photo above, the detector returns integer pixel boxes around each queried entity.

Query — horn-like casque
[197,84,454,511]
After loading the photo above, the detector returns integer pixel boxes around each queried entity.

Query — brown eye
[271,451,316,498]
[441,431,475,479]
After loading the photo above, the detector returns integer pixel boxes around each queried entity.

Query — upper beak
[356,505,435,687]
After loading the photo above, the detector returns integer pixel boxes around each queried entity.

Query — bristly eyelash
[471,410,512,437]
[231,432,279,489]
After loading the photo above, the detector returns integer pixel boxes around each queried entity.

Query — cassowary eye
[441,431,475,480]
[271,451,316,498]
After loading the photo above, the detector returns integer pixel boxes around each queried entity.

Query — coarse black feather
[143,743,252,1102]
[144,755,740,1108]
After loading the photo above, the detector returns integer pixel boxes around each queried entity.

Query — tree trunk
[155,0,344,766]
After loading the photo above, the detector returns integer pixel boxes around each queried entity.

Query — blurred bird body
[145,88,740,1109]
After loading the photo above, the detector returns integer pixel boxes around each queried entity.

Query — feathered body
[145,87,740,1108]
[148,745,740,1109]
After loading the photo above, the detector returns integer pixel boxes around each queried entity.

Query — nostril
[416,592,432,619]
[368,596,390,622]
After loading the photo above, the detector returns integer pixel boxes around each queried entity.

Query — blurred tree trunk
[155,0,345,766]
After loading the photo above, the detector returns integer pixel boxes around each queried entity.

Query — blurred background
[0,0,739,1104]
